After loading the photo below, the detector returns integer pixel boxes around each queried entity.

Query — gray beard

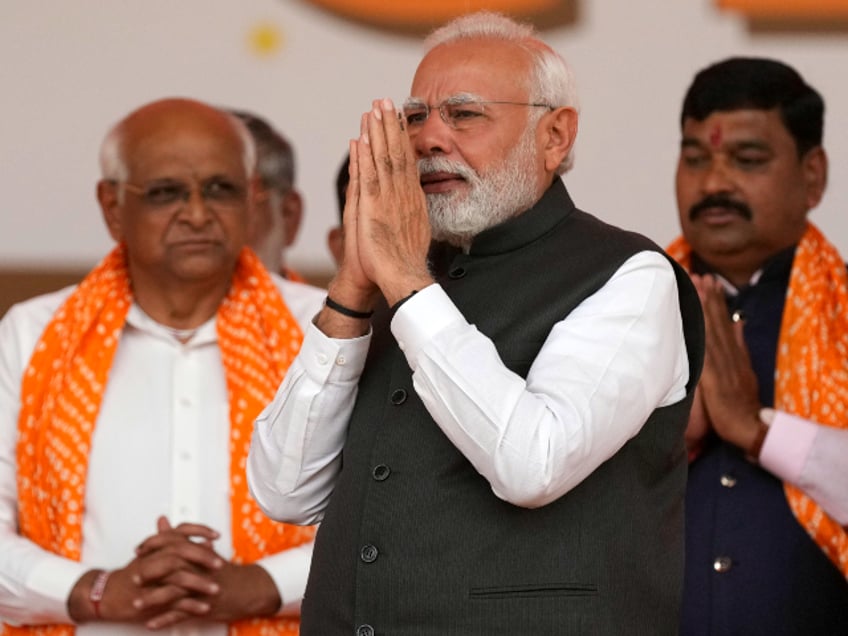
[420,126,540,250]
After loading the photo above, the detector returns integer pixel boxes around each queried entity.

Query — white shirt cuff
[759,410,817,484]
[25,558,88,623]
[391,284,465,371]
[255,540,314,616]
[301,322,370,384]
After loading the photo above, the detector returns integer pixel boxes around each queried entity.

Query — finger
[357,112,379,200]
[169,522,220,539]
[134,549,224,586]
[137,525,219,556]
[132,582,190,614]
[342,138,360,251]
[157,516,172,533]
[700,279,736,359]
[371,98,410,190]
[732,319,754,367]
[145,605,208,631]
[689,273,707,301]
[162,568,221,596]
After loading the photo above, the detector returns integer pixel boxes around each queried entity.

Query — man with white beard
[247,11,704,636]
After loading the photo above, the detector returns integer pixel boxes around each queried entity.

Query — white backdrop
[2,0,847,273]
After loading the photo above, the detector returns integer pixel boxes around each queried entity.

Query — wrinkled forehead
[410,38,533,102]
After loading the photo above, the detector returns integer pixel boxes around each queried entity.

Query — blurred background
[2,0,847,314]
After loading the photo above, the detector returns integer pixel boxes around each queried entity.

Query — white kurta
[0,275,325,634]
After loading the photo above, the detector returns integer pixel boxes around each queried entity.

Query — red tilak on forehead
[709,125,722,148]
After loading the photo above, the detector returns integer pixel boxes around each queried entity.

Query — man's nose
[179,186,212,225]
[701,158,735,194]
[410,110,454,158]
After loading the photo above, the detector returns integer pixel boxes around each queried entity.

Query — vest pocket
[468,582,598,599]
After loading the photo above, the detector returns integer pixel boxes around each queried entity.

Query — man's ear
[541,107,578,174]
[97,180,123,242]
[246,177,268,240]
[281,189,304,248]
[802,146,828,210]
[327,226,344,268]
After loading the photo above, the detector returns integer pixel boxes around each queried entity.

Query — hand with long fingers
[143,560,282,629]
[128,516,230,627]
[691,274,764,453]
[132,517,281,628]
[318,138,383,338]
[355,98,434,305]
[67,516,223,624]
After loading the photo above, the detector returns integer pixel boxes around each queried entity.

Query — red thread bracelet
[90,570,110,620]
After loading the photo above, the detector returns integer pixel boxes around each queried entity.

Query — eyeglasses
[402,95,554,132]
[118,177,247,212]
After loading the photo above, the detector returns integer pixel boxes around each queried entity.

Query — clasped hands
[320,99,435,336]
[685,274,765,458]
[69,515,279,629]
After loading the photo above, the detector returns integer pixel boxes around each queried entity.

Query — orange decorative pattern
[9,246,313,635]
[667,224,848,577]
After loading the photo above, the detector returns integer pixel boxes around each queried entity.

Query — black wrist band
[325,296,374,320]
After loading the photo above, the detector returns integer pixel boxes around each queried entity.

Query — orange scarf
[10,246,314,635]
[282,266,306,284]
[667,223,848,577]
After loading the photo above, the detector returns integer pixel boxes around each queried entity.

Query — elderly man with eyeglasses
[247,11,704,636]
[0,98,325,634]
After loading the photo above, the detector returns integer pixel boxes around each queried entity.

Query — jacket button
[360,544,379,563]
[390,389,407,405]
[449,266,466,279]
[372,464,391,481]
[713,556,733,573]
[720,474,737,488]
[356,625,374,636]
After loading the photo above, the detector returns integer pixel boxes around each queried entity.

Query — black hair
[680,57,824,157]
[335,153,350,222]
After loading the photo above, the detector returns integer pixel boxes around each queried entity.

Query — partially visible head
[423,11,579,173]
[327,153,350,267]
[680,57,823,158]
[97,98,256,292]
[406,11,579,249]
[675,57,827,285]
[229,109,303,275]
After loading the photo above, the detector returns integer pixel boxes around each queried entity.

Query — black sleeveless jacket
[301,179,705,636]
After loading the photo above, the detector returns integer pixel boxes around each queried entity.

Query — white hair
[425,11,579,173]
[98,107,257,200]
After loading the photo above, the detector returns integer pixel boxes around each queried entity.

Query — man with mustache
[667,57,848,635]
[248,11,704,635]
[0,98,324,634]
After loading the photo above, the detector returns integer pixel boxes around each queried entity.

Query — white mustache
[417,157,478,182]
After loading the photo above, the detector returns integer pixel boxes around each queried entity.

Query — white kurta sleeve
[391,251,690,508]
[247,323,371,525]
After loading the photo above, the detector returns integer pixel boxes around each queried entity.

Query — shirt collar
[691,244,796,296]
[125,302,218,346]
